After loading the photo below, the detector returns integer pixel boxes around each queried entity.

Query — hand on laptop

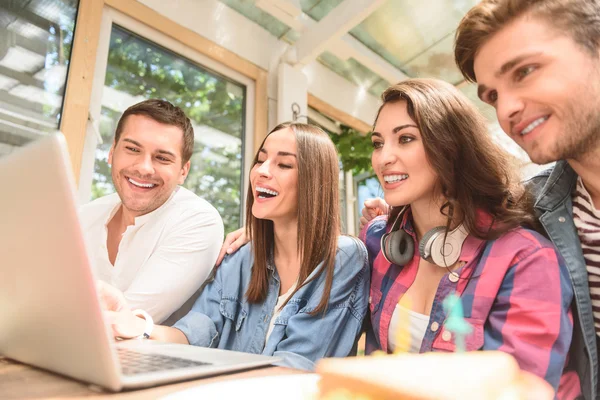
[215,227,249,266]
[359,197,389,231]
[97,281,145,339]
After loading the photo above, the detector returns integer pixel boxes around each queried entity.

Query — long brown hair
[245,122,340,314]
[373,79,536,239]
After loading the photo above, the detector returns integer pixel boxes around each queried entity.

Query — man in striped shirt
[453,2,600,399]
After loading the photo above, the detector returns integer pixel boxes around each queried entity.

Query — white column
[345,170,356,235]
[277,63,308,124]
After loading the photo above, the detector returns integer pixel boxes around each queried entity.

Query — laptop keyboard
[117,348,212,376]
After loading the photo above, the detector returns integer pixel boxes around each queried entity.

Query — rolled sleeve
[173,310,219,347]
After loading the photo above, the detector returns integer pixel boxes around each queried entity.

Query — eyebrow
[259,149,297,157]
[372,124,418,137]
[122,138,177,159]
[478,52,543,101]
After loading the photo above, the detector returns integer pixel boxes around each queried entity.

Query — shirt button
[448,273,459,283]
[369,296,372,304]
[558,217,566,223]
[430,322,439,332]
[442,331,452,341]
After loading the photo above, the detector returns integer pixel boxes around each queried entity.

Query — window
[0,0,78,156]
[92,25,246,232]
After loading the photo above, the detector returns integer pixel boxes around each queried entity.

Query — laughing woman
[100,122,370,370]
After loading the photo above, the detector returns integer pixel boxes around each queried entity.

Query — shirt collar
[105,187,180,228]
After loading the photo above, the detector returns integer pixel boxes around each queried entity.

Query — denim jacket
[527,160,596,400]
[173,236,370,371]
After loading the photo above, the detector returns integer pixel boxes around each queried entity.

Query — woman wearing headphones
[363,79,571,392]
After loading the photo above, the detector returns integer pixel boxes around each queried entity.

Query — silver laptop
[0,133,279,391]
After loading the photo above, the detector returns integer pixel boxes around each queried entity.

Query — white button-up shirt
[79,186,224,324]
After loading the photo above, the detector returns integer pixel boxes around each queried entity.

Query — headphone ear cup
[381,229,414,266]
[418,226,446,263]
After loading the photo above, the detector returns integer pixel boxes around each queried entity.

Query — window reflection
[0,0,78,156]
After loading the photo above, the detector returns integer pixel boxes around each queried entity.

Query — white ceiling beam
[337,35,408,84]
[292,0,387,67]
[256,0,406,83]
[256,0,305,31]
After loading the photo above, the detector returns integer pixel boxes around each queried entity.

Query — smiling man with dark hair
[80,99,223,325]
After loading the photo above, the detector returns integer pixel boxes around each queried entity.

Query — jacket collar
[533,160,578,212]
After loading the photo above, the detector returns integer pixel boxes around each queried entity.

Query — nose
[377,142,397,168]
[256,159,272,178]
[496,91,524,131]
[134,154,155,176]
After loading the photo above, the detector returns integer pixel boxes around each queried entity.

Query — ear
[178,160,191,184]
[108,143,115,166]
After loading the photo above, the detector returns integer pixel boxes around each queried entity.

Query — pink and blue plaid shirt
[360,210,574,393]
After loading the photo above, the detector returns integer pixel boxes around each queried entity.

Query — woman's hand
[215,227,249,266]
[97,281,145,339]
[359,198,389,231]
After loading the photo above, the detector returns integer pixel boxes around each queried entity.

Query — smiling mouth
[256,186,279,199]
[127,177,157,189]
[520,116,549,136]
[383,174,408,184]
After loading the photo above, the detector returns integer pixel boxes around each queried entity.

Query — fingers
[215,227,249,267]
[104,310,144,339]
[96,281,127,312]
[359,216,370,232]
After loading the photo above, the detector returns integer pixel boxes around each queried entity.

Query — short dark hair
[114,99,194,164]
[455,0,600,82]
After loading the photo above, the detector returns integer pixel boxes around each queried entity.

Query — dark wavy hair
[373,79,537,239]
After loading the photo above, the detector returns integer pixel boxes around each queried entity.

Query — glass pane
[0,0,78,156]
[92,26,246,233]
[350,0,480,71]
[317,51,391,97]
[355,174,382,233]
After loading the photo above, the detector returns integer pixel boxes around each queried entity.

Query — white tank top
[388,303,430,353]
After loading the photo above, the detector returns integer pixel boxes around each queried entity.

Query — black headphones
[380,206,469,267]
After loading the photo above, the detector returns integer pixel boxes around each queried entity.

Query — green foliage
[328,125,373,175]
[91,26,245,234]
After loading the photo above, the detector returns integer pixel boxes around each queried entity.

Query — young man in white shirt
[80,99,224,324]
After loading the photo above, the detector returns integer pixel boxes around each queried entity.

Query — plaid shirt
[360,211,574,393]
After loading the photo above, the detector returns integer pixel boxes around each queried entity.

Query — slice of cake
[315,351,554,400]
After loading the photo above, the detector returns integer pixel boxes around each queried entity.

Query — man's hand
[96,281,144,339]
[97,281,127,312]
[104,310,146,339]
[359,198,389,231]
[215,227,249,266]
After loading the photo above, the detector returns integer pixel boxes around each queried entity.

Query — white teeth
[520,116,548,135]
[256,186,279,196]
[383,174,408,183]
[128,178,155,188]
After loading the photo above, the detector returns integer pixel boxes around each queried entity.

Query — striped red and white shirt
[573,177,600,335]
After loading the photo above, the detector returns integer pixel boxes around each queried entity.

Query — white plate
[161,374,320,400]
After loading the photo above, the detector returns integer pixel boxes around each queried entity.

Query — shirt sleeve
[123,206,224,323]
[483,243,574,392]
[271,238,370,370]
[171,267,224,348]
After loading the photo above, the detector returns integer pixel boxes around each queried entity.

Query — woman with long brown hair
[362,78,572,393]
[99,122,369,370]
